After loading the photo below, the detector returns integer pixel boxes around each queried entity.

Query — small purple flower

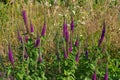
[22,10,29,33]
[38,56,42,63]
[64,49,68,59]
[8,44,14,66]
[74,38,79,47]
[35,37,40,47]
[69,40,72,53]
[98,21,106,47]
[17,30,22,43]
[92,71,97,80]
[104,67,108,80]
[30,20,34,32]
[25,36,29,42]
[70,18,74,32]
[41,22,46,36]
[75,51,80,63]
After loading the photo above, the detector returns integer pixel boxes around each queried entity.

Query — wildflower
[92,71,97,80]
[65,31,69,42]
[70,17,74,32]
[17,30,22,43]
[75,51,80,63]
[63,20,67,37]
[38,56,42,63]
[8,44,14,66]
[22,10,29,33]
[41,22,46,36]
[98,21,106,47]
[30,20,34,33]
[104,67,108,80]
[25,36,29,42]
[35,37,40,47]
[74,38,79,47]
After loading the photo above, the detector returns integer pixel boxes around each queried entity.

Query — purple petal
[71,18,74,32]
[92,72,97,80]
[38,56,42,63]
[75,52,80,63]
[41,22,46,36]
[22,10,29,32]
[17,30,22,43]
[35,38,40,47]
[74,38,79,47]
[30,21,34,32]
[25,36,29,42]
[8,44,14,66]
[98,21,106,47]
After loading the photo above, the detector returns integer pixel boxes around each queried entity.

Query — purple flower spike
[41,22,46,36]
[22,10,29,33]
[63,21,67,37]
[75,51,80,63]
[30,21,34,32]
[69,40,72,53]
[64,49,68,59]
[25,36,29,42]
[65,31,69,42]
[75,38,79,47]
[104,67,108,80]
[8,44,14,66]
[17,30,22,43]
[92,71,97,80]
[98,21,106,47]
[70,18,74,32]
[35,37,40,47]
[38,56,42,63]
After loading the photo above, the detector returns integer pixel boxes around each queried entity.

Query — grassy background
[0,0,120,60]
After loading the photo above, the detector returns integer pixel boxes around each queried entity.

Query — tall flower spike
[30,20,34,33]
[35,35,40,47]
[65,31,69,42]
[63,20,67,38]
[92,71,97,80]
[75,51,80,63]
[70,17,74,32]
[8,44,14,66]
[98,21,106,47]
[41,21,46,36]
[17,30,22,43]
[104,66,108,80]
[75,38,79,47]
[25,36,29,42]
[22,10,29,33]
